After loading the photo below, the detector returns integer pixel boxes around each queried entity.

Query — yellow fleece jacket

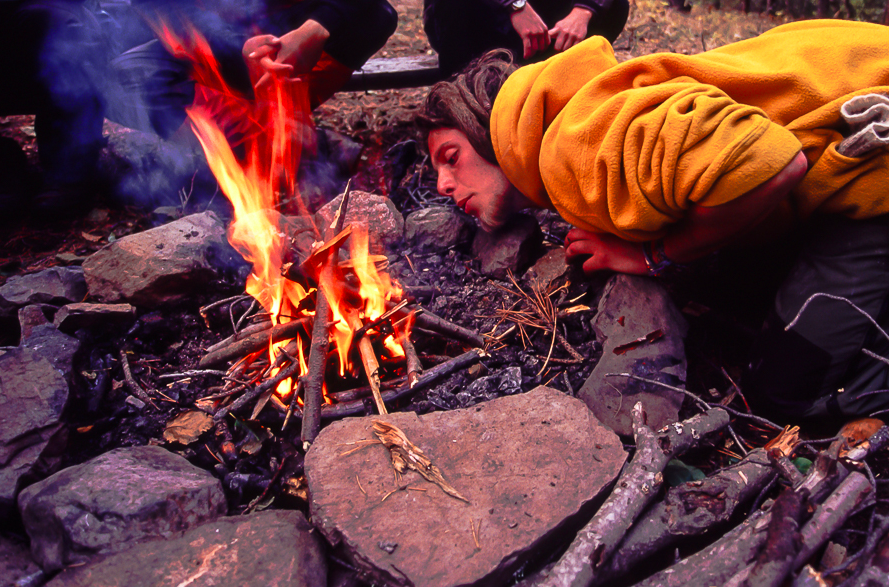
[490,20,889,241]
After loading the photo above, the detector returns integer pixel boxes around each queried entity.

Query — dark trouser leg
[745,214,889,430]
[1,1,108,188]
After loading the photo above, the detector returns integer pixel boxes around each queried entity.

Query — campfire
[154,22,487,450]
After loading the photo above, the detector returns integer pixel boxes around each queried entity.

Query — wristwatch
[511,0,527,11]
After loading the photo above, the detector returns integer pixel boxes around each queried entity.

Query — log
[741,487,808,587]
[199,317,312,367]
[600,448,775,581]
[633,507,772,587]
[300,292,330,447]
[792,471,874,571]
[540,405,731,587]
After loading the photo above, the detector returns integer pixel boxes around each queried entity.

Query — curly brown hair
[418,49,517,165]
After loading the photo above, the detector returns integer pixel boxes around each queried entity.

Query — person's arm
[564,151,809,274]
[509,2,551,58]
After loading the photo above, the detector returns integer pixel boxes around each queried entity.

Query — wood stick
[396,320,422,388]
[327,375,407,403]
[792,471,874,571]
[301,292,330,446]
[212,351,303,422]
[203,319,272,355]
[743,487,808,587]
[199,316,312,367]
[345,309,387,414]
[119,350,158,409]
[542,405,731,587]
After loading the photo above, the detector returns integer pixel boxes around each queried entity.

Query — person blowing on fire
[419,19,889,431]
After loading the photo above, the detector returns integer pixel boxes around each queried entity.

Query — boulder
[0,347,69,521]
[471,214,542,280]
[305,386,626,587]
[579,274,689,436]
[0,267,87,318]
[43,510,326,587]
[314,191,404,253]
[18,446,227,572]
[404,206,474,252]
[53,303,137,334]
[82,212,240,306]
[525,247,571,286]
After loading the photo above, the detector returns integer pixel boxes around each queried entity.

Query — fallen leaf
[80,231,103,242]
[163,410,214,445]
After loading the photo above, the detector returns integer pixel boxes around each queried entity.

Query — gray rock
[471,215,542,280]
[579,274,688,436]
[314,191,404,253]
[1,533,44,587]
[18,446,227,572]
[525,247,571,286]
[404,206,474,252]
[306,386,627,587]
[18,305,53,341]
[0,347,69,521]
[53,303,137,334]
[43,510,326,587]
[0,267,87,318]
[21,324,81,385]
[82,212,239,306]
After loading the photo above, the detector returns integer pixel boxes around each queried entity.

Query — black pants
[0,0,109,186]
[424,0,630,76]
[745,214,889,430]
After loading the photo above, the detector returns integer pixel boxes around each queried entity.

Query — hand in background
[509,4,550,58]
[243,20,330,89]
[549,6,593,53]
[565,228,648,275]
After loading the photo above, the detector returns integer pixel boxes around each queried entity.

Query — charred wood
[203,319,273,355]
[119,349,158,409]
[742,487,808,587]
[301,292,331,446]
[199,316,312,367]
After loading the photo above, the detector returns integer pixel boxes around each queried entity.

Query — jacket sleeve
[304,0,397,70]
[539,81,803,241]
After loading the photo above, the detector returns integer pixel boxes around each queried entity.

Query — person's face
[428,128,528,232]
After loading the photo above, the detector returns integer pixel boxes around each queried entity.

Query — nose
[437,168,456,198]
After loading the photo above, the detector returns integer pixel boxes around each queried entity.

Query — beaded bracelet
[641,239,673,276]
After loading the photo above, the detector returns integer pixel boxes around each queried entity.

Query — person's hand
[565,228,649,275]
[509,4,550,58]
[243,20,330,89]
[548,6,593,53]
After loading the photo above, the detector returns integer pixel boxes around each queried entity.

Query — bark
[539,405,731,587]
[199,317,312,367]
[600,448,774,581]
[742,488,808,587]
[632,508,772,587]
[793,472,874,571]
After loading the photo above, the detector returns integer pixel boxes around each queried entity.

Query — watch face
[511,0,527,10]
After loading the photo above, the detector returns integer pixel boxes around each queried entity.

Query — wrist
[641,238,674,276]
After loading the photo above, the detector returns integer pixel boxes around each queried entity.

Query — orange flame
[157,20,405,405]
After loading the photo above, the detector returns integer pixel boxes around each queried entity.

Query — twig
[346,309,387,414]
[199,294,251,327]
[786,293,889,343]
[158,370,229,380]
[213,351,304,422]
[119,350,158,409]
[300,292,330,446]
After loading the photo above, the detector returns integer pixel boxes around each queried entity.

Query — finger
[247,37,281,58]
[551,30,567,52]
[523,36,533,59]
[565,241,596,261]
[582,255,605,275]
[565,228,594,245]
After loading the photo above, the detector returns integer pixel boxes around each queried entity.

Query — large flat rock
[18,446,227,572]
[305,386,626,587]
[44,510,326,587]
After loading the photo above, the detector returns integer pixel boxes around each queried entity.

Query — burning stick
[396,321,422,388]
[199,317,312,367]
[213,351,303,422]
[300,293,330,445]
[345,309,387,414]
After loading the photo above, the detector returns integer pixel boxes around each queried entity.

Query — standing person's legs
[744,214,889,431]
[423,0,517,77]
